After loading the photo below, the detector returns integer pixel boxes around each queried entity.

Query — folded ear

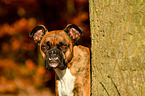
[29,25,47,44]
[64,24,83,43]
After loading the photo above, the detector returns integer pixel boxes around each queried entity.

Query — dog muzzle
[45,47,67,70]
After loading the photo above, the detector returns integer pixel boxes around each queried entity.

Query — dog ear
[29,25,47,44]
[64,24,83,43]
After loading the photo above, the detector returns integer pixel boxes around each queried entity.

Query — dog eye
[41,45,49,52]
[58,42,68,50]
[62,45,67,49]
[43,46,47,49]
[61,44,68,50]
[41,45,46,50]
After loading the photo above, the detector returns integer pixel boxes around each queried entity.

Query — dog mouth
[48,57,59,68]
[45,48,67,70]
[45,56,66,70]
[49,62,58,67]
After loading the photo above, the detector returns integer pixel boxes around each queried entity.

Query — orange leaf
[25,59,36,70]
[37,66,45,75]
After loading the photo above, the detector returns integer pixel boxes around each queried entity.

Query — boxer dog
[29,24,90,96]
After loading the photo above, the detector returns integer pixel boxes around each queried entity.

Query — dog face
[29,24,83,70]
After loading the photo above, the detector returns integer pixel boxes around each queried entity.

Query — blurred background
[0,0,90,95]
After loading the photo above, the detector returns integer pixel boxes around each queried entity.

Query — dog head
[29,24,83,70]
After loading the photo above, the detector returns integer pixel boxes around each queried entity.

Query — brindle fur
[69,45,90,96]
[30,24,90,96]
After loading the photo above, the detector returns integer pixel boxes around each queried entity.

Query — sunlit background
[0,0,90,95]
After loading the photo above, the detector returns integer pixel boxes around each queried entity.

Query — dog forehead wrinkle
[44,36,69,46]
[55,36,68,45]
[44,30,71,42]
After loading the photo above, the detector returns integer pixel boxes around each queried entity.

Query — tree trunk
[89,0,145,96]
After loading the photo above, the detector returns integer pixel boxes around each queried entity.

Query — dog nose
[49,50,57,55]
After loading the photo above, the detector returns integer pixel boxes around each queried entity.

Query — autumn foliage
[0,0,90,95]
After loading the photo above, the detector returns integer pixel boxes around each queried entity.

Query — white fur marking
[54,68,76,96]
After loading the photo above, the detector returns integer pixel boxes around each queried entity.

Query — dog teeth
[49,63,58,67]
[55,57,59,60]
[49,58,52,60]
[49,57,58,61]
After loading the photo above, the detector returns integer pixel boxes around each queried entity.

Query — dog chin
[49,62,59,68]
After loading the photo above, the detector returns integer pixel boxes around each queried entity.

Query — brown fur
[69,45,90,96]
[30,25,90,95]
[55,45,90,96]
[41,31,90,95]
[40,30,73,64]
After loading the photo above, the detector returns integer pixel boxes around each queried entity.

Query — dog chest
[55,68,76,96]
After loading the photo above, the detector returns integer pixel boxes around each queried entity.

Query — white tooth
[49,58,52,60]
[55,57,58,60]
[50,63,58,67]
[49,57,58,61]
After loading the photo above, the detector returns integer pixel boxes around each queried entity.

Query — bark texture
[89,0,145,95]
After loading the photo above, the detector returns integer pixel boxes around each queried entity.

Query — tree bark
[89,0,145,96]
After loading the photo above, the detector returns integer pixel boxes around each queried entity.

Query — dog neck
[54,68,76,96]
